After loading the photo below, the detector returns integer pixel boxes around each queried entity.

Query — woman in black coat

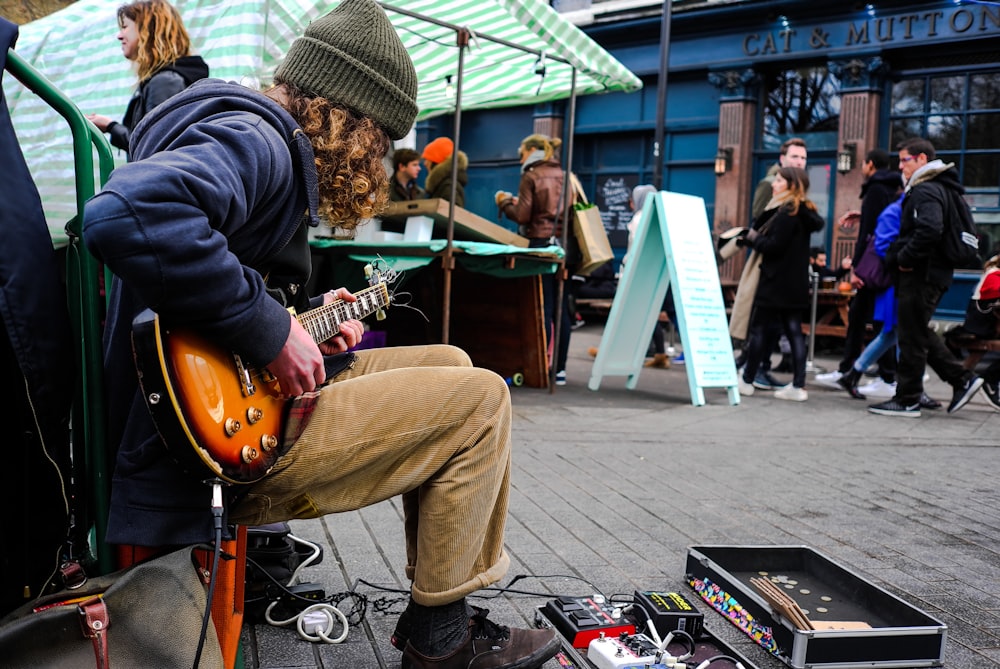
[86,0,208,158]
[739,166,825,401]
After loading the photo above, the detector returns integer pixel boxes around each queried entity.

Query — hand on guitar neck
[266,287,365,396]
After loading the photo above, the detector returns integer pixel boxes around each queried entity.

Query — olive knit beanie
[273,0,418,140]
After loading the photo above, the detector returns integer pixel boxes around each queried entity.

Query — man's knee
[439,344,473,367]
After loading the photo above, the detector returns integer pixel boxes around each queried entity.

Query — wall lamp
[837,143,856,174]
[714,147,733,176]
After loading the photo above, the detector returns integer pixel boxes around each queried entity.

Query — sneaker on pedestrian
[947,375,983,414]
[919,393,941,410]
[752,371,783,390]
[982,379,1000,411]
[857,378,896,399]
[868,398,921,418]
[738,377,755,397]
[401,608,561,669]
[555,370,567,386]
[814,370,843,389]
[774,384,807,402]
[672,352,685,365]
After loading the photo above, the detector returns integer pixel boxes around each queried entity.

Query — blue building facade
[418,0,1000,318]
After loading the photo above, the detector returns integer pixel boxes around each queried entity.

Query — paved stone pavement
[242,323,1000,669]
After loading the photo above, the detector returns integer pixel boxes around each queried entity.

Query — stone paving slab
[243,323,1000,668]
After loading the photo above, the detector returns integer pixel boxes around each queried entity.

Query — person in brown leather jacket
[496,134,566,241]
[496,133,572,384]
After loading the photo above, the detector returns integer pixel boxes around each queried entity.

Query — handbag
[729,248,763,341]
[854,235,893,291]
[568,173,614,276]
[0,547,223,668]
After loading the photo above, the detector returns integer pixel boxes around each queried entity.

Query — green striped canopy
[4,0,641,240]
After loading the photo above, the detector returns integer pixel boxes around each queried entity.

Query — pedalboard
[633,590,704,639]
[541,595,636,648]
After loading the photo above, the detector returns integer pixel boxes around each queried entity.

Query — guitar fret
[297,283,388,345]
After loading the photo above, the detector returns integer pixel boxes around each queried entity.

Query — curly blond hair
[280,84,391,230]
[118,0,191,82]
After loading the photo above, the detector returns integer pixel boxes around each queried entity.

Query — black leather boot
[837,367,865,399]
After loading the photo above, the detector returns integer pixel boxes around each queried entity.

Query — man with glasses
[868,138,983,417]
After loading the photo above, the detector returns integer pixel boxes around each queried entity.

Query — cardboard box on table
[381,199,528,247]
[685,545,946,668]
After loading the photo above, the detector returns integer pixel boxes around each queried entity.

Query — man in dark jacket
[815,149,902,396]
[82,2,559,668]
[869,138,983,417]
[389,147,425,202]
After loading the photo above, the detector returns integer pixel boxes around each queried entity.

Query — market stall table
[308,238,563,388]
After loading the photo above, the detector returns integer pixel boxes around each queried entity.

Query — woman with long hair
[87,0,208,156]
[738,166,824,401]
[497,133,573,384]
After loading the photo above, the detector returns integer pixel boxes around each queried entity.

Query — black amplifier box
[540,595,636,648]
[632,590,704,639]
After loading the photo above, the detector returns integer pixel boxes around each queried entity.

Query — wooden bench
[946,330,1000,370]
[574,297,673,324]
[574,297,614,317]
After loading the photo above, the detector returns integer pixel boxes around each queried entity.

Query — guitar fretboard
[296,283,389,345]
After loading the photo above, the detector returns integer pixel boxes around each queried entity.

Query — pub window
[761,66,841,151]
[889,70,1000,255]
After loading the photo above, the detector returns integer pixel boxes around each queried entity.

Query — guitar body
[132,269,391,484]
[133,309,285,483]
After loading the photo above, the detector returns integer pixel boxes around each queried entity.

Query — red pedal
[540,595,636,649]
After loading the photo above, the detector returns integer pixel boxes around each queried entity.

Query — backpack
[941,186,981,269]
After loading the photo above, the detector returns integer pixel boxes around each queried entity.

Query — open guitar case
[0,18,112,615]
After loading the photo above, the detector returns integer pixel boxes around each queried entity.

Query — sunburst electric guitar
[132,268,391,484]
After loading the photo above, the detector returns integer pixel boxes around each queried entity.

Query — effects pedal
[540,595,635,649]
[587,632,659,669]
[632,590,704,639]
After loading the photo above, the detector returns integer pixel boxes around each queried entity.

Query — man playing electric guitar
[82,2,559,668]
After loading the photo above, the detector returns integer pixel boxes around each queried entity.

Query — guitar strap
[258,219,313,313]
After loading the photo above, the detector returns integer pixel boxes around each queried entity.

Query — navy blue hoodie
[83,79,320,545]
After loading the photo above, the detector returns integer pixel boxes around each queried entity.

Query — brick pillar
[828,57,890,266]
[831,91,881,264]
[709,69,761,284]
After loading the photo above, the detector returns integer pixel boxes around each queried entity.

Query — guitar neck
[297,283,389,345]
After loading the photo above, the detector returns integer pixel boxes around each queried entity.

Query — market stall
[6,0,641,385]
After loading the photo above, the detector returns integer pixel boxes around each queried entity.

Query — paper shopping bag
[572,204,614,276]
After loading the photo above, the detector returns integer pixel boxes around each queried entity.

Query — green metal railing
[6,49,116,574]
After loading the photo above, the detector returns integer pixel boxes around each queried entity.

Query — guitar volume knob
[241,445,258,463]
[260,435,278,452]
[225,418,242,436]
[246,407,263,424]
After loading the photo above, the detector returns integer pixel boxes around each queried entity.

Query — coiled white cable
[262,532,350,644]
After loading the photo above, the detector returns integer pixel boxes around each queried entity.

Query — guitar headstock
[364,258,397,321]
[363,257,397,287]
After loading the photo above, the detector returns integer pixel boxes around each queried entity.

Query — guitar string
[242,284,390,382]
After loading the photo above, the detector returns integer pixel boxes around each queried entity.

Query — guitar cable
[192,479,225,669]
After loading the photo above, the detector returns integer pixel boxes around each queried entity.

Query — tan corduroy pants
[230,344,512,606]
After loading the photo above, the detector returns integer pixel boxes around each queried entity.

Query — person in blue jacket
[86,0,208,157]
[82,2,559,668]
[834,193,946,409]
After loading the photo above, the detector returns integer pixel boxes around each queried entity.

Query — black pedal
[632,590,703,639]
[541,595,635,649]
